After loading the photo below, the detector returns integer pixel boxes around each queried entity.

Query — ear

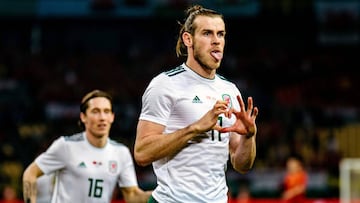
[182,32,193,47]
[109,112,115,123]
[80,112,86,123]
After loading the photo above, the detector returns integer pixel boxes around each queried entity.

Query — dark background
[0,0,359,200]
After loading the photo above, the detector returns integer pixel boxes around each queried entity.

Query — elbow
[235,166,252,174]
[233,163,254,174]
[23,162,40,182]
[134,142,151,166]
[232,157,256,174]
[134,151,152,167]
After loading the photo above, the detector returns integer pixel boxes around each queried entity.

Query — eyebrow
[201,29,226,34]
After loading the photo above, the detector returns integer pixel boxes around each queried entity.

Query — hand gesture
[219,95,258,138]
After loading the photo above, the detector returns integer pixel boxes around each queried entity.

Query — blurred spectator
[235,185,251,203]
[1,185,22,203]
[281,154,308,203]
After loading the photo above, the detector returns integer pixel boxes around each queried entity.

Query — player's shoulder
[216,73,231,82]
[154,65,186,81]
[216,73,237,86]
[108,139,133,157]
[108,139,126,147]
[149,65,186,88]
[63,132,84,142]
[163,65,186,77]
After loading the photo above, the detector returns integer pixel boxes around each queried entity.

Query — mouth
[98,124,107,129]
[210,50,223,61]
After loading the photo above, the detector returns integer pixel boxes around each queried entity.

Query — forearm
[23,169,38,202]
[122,187,152,203]
[128,190,152,203]
[231,134,256,173]
[23,180,37,203]
[22,162,44,203]
[135,123,198,166]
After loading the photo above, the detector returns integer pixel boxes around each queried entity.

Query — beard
[193,43,221,71]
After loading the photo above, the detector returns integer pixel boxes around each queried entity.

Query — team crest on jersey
[108,160,118,174]
[222,94,232,108]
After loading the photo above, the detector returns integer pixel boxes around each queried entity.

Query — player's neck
[85,132,108,148]
[185,58,216,79]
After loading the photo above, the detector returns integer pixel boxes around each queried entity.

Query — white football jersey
[139,63,241,203]
[36,173,54,203]
[35,132,138,203]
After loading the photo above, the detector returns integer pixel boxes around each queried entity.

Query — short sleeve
[139,73,176,126]
[35,137,67,174]
[117,147,139,187]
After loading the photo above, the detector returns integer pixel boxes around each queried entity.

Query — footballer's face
[81,97,114,138]
[192,15,225,71]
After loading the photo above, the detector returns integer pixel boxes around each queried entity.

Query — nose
[99,111,107,119]
[212,35,221,45]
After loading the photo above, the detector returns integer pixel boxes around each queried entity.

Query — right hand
[192,100,229,134]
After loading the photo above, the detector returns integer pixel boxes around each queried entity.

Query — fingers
[236,95,245,113]
[252,107,259,118]
[213,100,229,114]
[247,97,253,112]
[214,96,259,121]
[222,108,233,118]
[216,96,259,135]
[218,127,231,133]
[237,95,258,117]
[212,124,222,131]
[216,100,228,108]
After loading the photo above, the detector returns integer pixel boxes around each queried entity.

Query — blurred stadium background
[0,0,359,202]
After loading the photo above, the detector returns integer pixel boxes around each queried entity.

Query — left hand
[219,95,258,138]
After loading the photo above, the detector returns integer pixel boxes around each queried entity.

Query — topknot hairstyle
[175,5,223,57]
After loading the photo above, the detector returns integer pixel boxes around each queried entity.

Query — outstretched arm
[23,162,44,203]
[220,96,259,173]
